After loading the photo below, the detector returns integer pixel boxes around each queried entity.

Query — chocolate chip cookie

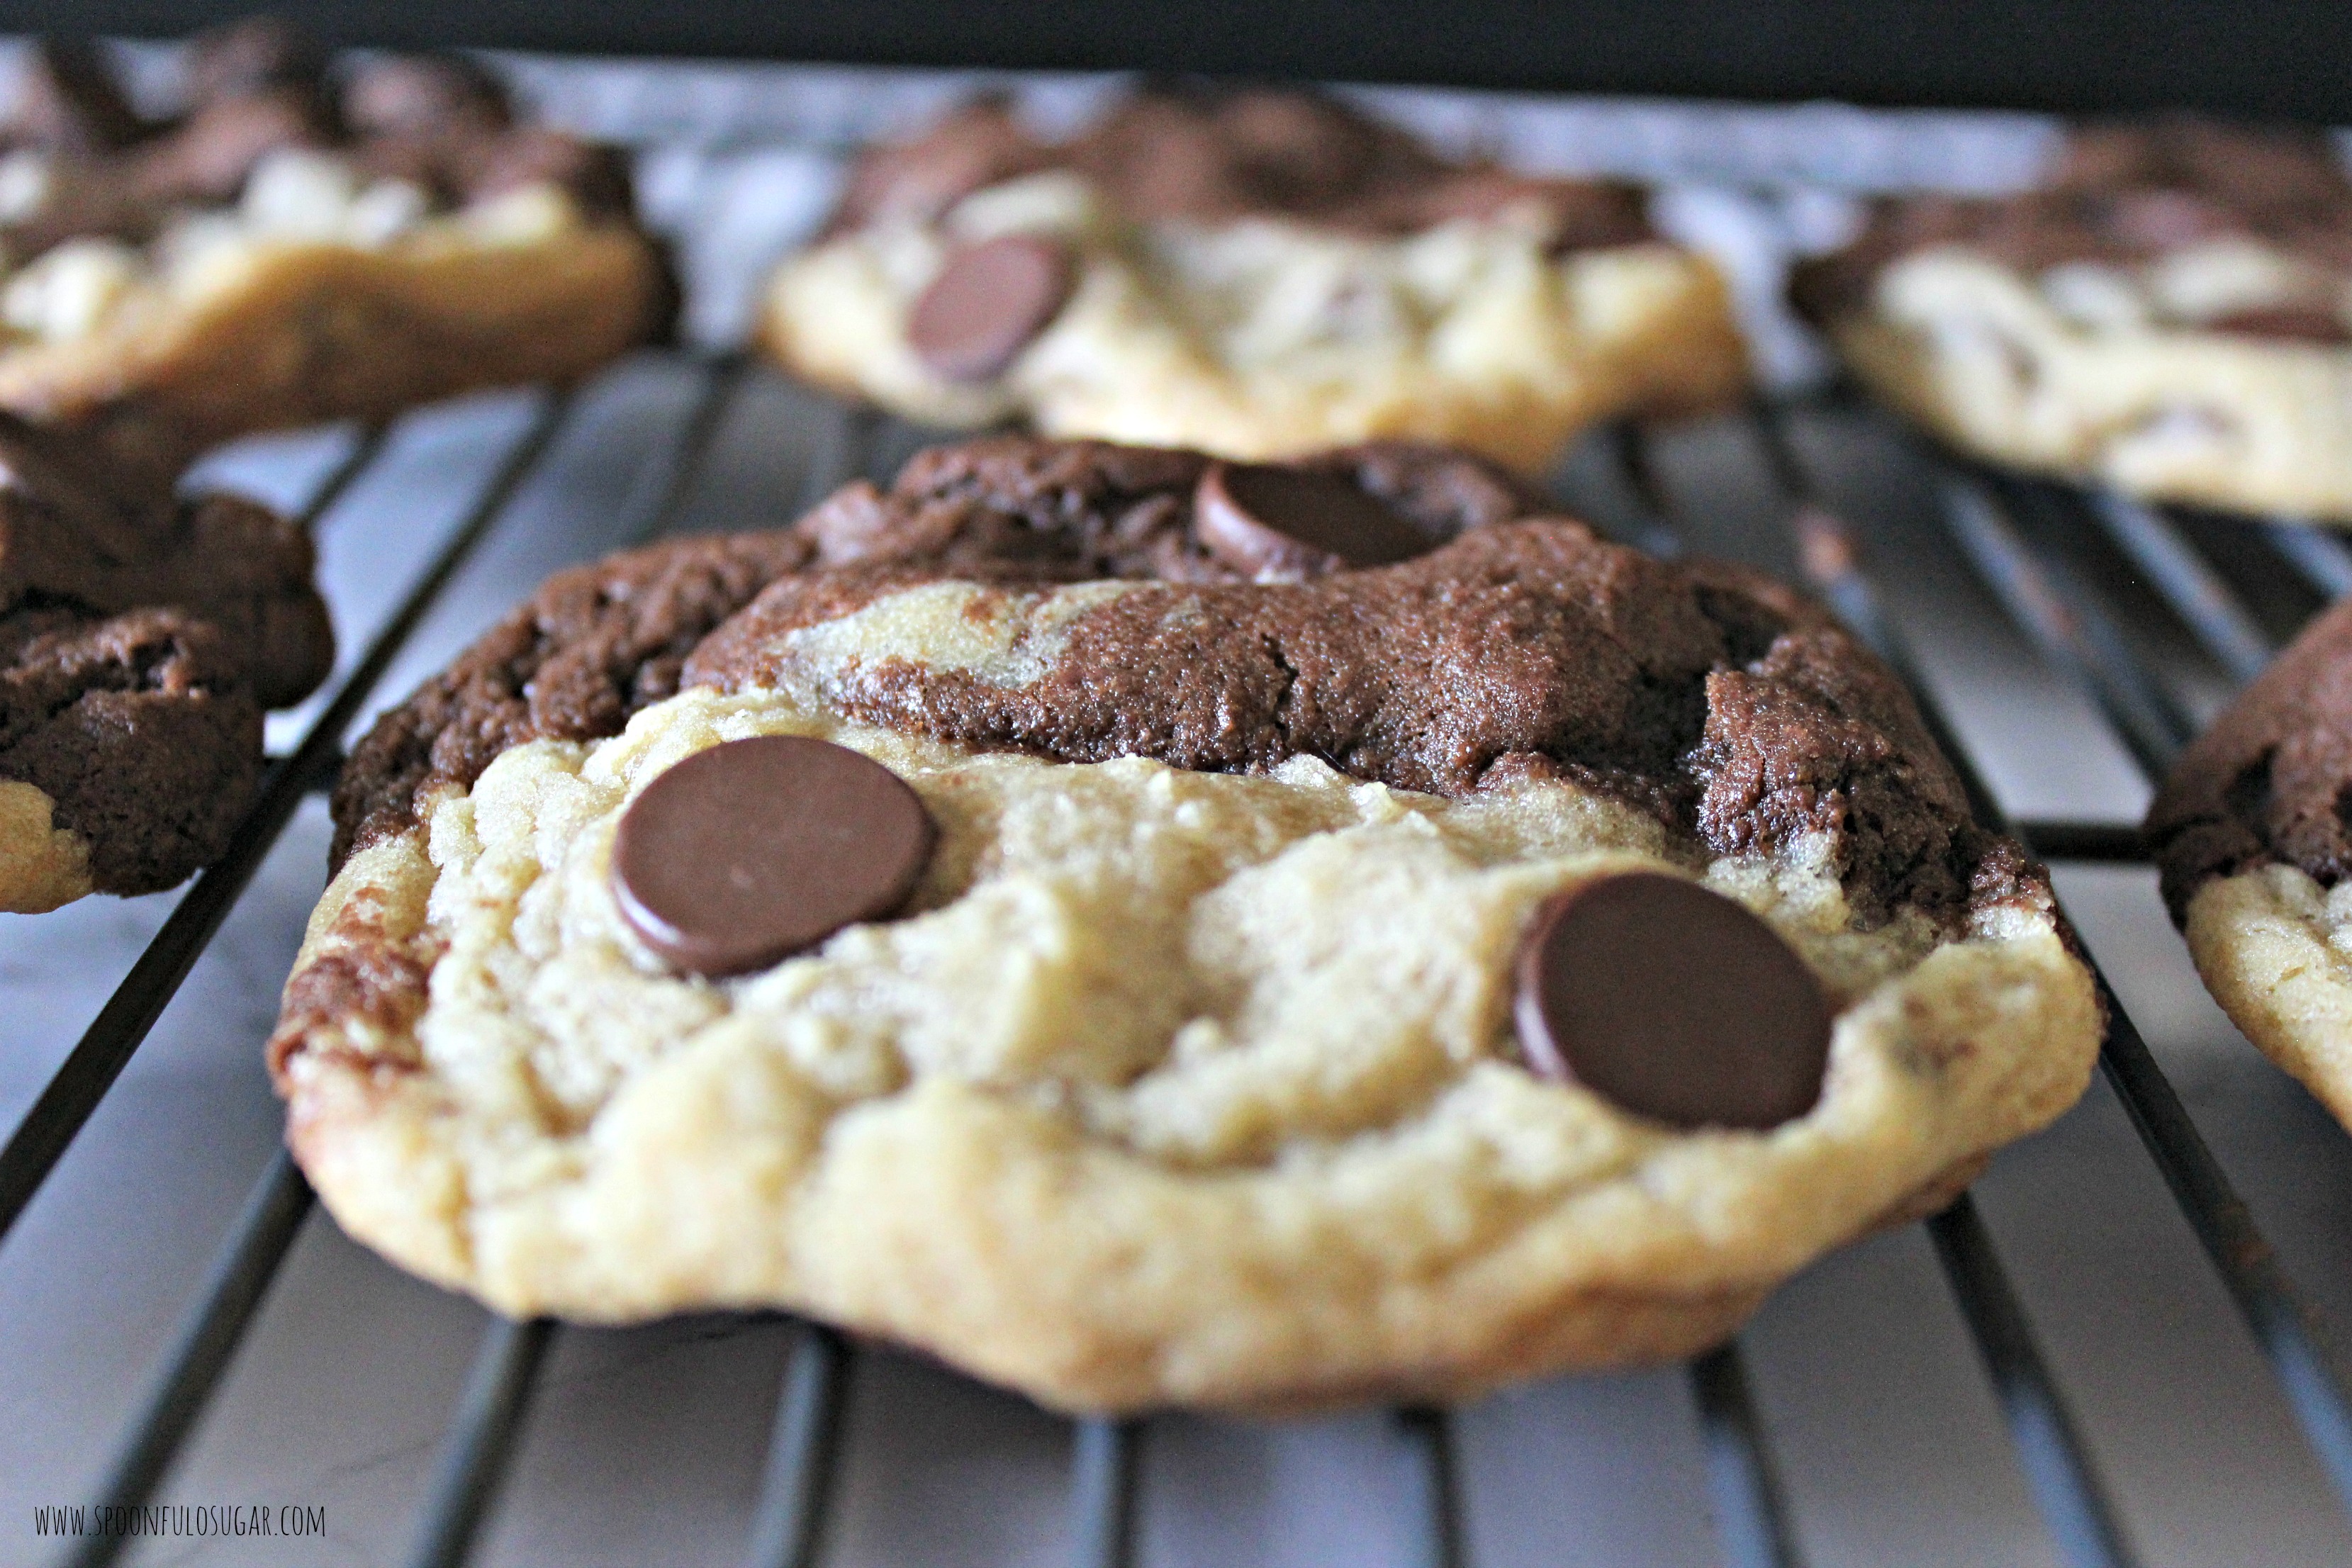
[2148,598,2352,1128]
[1,411,332,912]
[1794,117,2352,522]
[0,20,669,461]
[269,435,2095,1412]
[764,87,1747,474]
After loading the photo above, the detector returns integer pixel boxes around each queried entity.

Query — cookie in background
[1794,116,2352,523]
[0,18,673,464]
[0,408,331,913]
[763,86,1748,474]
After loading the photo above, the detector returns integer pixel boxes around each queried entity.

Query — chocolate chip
[1513,871,1831,1130]
[907,235,1075,382]
[610,734,936,978]
[1193,461,1434,576]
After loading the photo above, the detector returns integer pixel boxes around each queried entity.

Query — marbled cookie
[1,411,331,912]
[0,21,668,460]
[270,435,2096,1412]
[2149,599,2352,1128]
[764,88,1747,473]
[1795,118,2352,522]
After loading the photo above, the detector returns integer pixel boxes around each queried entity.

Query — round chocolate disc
[611,735,936,979]
[1194,462,1435,577]
[1513,872,1831,1130]
[907,235,1075,383]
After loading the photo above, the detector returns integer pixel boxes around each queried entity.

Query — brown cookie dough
[1,606,259,906]
[0,412,332,706]
[1794,118,2352,522]
[0,411,330,912]
[0,19,669,459]
[332,437,1538,861]
[276,432,2095,1412]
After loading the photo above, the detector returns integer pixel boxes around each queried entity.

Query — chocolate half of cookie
[0,413,330,909]
[331,435,1540,862]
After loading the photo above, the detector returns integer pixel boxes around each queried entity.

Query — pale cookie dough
[0,777,91,912]
[764,91,1745,474]
[1796,119,2352,522]
[276,498,2098,1412]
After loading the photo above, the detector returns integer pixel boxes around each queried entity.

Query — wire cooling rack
[8,54,2352,1568]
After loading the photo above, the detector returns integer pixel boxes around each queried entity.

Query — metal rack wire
[11,325,2352,1568]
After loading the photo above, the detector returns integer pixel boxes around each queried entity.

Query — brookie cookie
[0,21,669,459]
[1794,117,2352,522]
[2148,599,2352,1129]
[763,86,1747,473]
[269,433,2096,1413]
[1,410,332,912]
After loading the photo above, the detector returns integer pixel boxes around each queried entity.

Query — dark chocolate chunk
[1194,461,1435,576]
[610,735,936,978]
[11,38,145,153]
[907,235,1074,383]
[340,52,511,139]
[1511,871,1831,1129]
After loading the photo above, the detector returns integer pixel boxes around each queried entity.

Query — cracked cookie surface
[0,21,668,457]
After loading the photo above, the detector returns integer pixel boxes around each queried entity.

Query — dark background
[2,1,2344,122]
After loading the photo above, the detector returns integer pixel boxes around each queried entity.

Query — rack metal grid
[8,67,2352,1568]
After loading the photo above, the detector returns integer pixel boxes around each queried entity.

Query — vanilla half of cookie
[274,520,2095,1412]
[766,169,1745,475]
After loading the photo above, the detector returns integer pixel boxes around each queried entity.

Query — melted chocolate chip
[1512,872,1831,1130]
[610,735,936,978]
[1194,461,1435,576]
[907,235,1075,383]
